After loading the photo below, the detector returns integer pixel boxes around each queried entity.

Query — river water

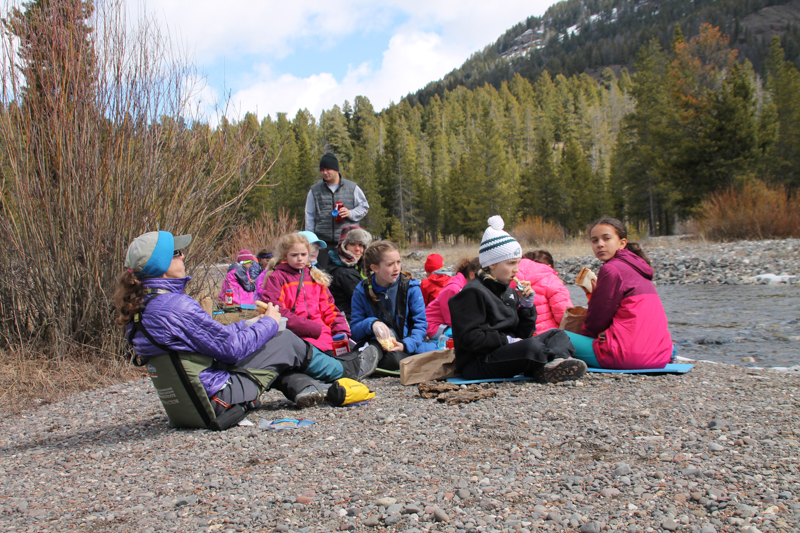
[567,285,800,368]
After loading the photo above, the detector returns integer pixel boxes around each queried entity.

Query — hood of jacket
[612,248,653,280]
[274,261,306,278]
[516,258,557,285]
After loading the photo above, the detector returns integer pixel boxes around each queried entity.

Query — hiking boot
[357,345,380,380]
[539,358,587,383]
[294,385,325,408]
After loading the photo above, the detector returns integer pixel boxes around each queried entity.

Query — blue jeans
[564,331,601,368]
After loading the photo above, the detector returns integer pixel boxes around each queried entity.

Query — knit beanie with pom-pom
[478,216,521,268]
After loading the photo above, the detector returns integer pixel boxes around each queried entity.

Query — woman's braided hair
[113,270,143,325]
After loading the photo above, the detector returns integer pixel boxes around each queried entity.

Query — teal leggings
[305,346,344,382]
[564,331,602,368]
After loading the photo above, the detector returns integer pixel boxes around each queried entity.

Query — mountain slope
[403,0,800,107]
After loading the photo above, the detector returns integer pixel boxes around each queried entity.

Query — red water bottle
[333,201,345,223]
[446,337,454,349]
[225,288,233,306]
[331,333,349,356]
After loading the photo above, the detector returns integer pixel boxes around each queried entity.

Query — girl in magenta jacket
[515,250,573,335]
[261,233,350,353]
[425,257,480,338]
[565,218,672,370]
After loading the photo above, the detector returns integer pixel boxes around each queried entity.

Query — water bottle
[225,288,233,306]
[437,335,448,350]
[333,201,345,222]
[332,333,349,357]
[438,330,453,350]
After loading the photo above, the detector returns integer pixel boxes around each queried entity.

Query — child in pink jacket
[566,218,673,370]
[261,233,350,353]
[515,250,573,335]
[425,257,480,338]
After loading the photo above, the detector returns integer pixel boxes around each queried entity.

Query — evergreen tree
[320,105,353,166]
[765,36,800,189]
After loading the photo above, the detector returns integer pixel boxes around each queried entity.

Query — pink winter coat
[425,273,468,337]
[581,249,672,370]
[217,269,255,306]
[254,270,268,302]
[261,263,350,352]
[515,259,573,334]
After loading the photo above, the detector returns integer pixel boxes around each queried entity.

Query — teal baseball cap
[298,231,327,249]
[125,231,192,279]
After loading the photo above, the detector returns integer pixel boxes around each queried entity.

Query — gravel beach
[1,363,798,533]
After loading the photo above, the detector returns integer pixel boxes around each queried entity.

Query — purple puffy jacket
[127,277,279,397]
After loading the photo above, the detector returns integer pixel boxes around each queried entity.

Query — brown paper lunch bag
[559,305,587,334]
[399,349,458,386]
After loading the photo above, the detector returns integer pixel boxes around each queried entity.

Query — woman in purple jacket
[114,231,373,412]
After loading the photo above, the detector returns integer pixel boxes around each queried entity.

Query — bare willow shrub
[510,216,566,246]
[224,209,298,262]
[0,0,278,358]
[693,181,800,240]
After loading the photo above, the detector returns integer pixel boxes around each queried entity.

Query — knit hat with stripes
[479,216,521,268]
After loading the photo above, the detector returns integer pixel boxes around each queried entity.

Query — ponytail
[624,242,650,266]
[309,266,332,287]
[113,270,143,326]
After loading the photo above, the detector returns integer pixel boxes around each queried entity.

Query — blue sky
[134,1,557,121]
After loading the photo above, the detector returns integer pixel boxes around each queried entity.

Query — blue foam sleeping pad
[445,364,693,384]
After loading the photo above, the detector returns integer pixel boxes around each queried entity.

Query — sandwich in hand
[576,267,597,294]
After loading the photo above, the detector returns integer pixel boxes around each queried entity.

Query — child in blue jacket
[350,240,437,372]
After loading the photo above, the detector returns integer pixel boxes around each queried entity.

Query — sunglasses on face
[173,249,184,257]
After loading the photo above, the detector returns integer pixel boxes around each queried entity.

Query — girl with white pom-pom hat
[447,216,587,383]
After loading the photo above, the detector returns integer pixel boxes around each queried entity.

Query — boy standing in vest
[305,153,370,269]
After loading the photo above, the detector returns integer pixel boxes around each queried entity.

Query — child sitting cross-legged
[449,216,586,383]
[350,241,437,372]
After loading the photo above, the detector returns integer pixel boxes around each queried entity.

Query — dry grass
[0,348,146,415]
[401,238,594,269]
[692,181,800,241]
[510,216,567,246]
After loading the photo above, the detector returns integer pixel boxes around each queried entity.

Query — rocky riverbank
[407,238,800,286]
[558,239,800,287]
[1,362,798,532]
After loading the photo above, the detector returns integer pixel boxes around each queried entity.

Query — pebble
[662,518,679,531]
[581,521,602,533]
[375,497,396,506]
[434,508,450,522]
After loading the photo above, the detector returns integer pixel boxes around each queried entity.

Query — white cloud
[231,29,464,118]
[133,0,556,119]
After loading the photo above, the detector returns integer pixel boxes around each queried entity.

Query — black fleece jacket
[448,272,537,372]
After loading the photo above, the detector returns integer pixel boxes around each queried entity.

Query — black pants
[460,338,549,380]
[459,330,576,380]
[212,330,311,414]
[364,340,412,372]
